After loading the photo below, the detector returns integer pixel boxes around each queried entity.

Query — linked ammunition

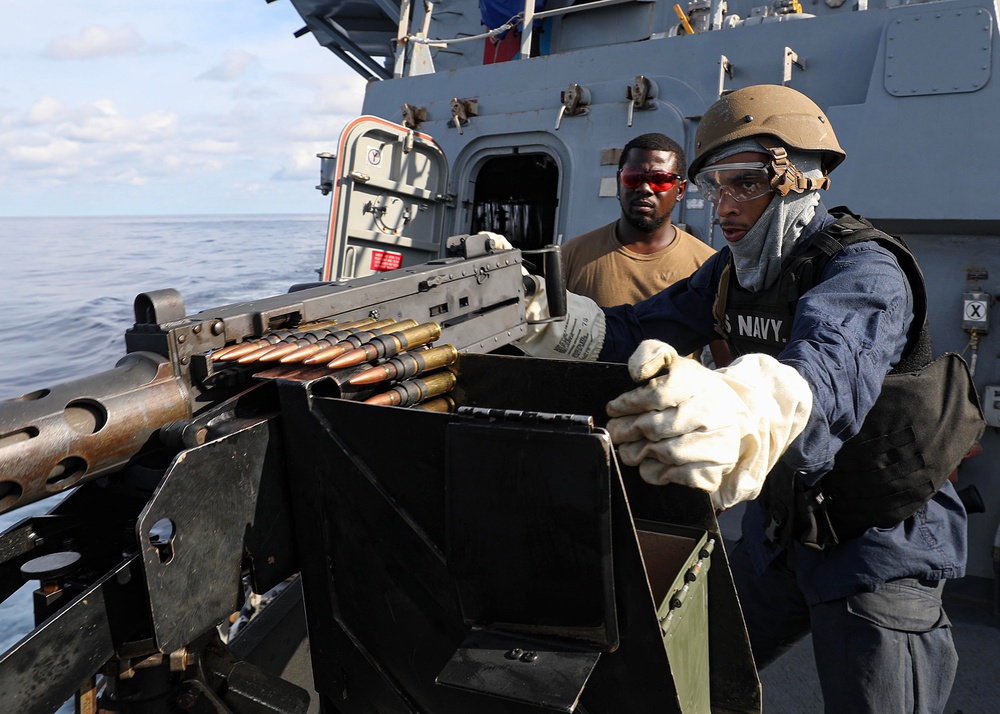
[257,333,326,362]
[214,317,373,361]
[279,343,324,363]
[237,319,390,364]
[327,322,443,370]
[258,320,384,362]
[281,318,398,363]
[237,342,293,364]
[213,333,287,361]
[304,319,418,365]
[363,370,457,408]
[349,344,458,385]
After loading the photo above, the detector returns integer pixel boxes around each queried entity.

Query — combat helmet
[689,85,846,196]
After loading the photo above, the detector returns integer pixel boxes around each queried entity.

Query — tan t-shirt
[562,220,716,307]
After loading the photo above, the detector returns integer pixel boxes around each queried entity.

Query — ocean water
[0,214,328,709]
[1,214,328,396]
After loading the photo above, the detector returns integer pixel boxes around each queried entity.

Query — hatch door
[321,116,450,281]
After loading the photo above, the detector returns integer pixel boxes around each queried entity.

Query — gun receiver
[0,239,526,517]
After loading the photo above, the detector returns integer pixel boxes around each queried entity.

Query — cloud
[8,138,82,167]
[45,25,143,60]
[2,3,370,215]
[145,41,190,55]
[199,50,258,82]
[190,139,240,154]
[305,74,370,116]
[231,83,279,100]
[270,140,345,183]
[38,101,178,144]
[286,116,353,142]
[25,96,69,124]
[1,98,180,185]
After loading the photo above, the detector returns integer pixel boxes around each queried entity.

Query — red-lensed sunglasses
[618,168,682,193]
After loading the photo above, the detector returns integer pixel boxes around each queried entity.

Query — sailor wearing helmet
[518,84,983,712]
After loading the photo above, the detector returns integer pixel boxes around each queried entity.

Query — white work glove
[515,275,606,361]
[477,232,605,361]
[606,340,813,510]
[476,231,514,251]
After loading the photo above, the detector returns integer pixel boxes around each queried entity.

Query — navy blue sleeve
[599,251,727,362]
[598,239,913,486]
[778,241,914,483]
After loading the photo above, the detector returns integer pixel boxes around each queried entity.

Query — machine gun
[0,237,758,714]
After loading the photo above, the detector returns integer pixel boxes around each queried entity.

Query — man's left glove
[515,275,606,361]
[473,231,605,361]
[606,340,813,510]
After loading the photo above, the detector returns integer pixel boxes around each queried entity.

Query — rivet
[743,114,754,123]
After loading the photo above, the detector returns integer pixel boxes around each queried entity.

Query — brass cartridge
[280,318,398,363]
[412,396,456,413]
[213,317,356,361]
[363,370,457,408]
[349,344,458,386]
[305,319,418,365]
[327,322,442,370]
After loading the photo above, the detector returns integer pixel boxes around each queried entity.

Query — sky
[0,0,369,217]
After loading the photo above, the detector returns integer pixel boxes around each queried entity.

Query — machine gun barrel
[0,352,190,515]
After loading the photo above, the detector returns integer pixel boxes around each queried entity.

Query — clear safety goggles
[693,162,774,205]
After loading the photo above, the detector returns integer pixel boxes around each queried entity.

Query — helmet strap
[758,139,831,196]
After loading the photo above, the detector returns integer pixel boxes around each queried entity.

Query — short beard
[622,209,670,233]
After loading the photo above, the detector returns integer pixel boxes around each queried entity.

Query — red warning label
[370,249,403,272]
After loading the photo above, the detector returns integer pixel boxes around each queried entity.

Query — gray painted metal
[138,420,273,653]
[296,0,1000,582]
[324,116,450,280]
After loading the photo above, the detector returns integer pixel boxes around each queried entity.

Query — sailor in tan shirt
[562,220,714,306]
[562,133,730,364]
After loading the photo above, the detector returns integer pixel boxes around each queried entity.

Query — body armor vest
[714,208,984,548]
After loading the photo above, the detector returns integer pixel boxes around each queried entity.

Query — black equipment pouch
[760,462,840,551]
[760,352,983,549]
[821,352,984,539]
[752,209,985,548]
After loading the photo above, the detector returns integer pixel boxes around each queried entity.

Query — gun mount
[0,245,757,713]
[0,236,527,517]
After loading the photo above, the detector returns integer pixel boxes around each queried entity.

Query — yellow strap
[673,4,696,35]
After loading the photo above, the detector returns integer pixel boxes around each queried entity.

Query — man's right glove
[606,340,813,510]
[514,275,606,361]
